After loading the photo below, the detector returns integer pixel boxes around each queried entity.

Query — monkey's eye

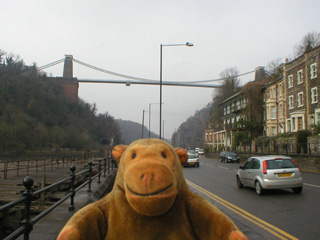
[161,152,167,158]
[132,153,137,159]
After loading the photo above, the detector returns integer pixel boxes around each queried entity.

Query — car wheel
[255,181,265,195]
[236,176,243,188]
[220,157,222,162]
[292,187,303,194]
[237,160,240,163]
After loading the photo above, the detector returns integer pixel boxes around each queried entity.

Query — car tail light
[196,158,199,162]
[292,159,301,171]
[262,160,267,174]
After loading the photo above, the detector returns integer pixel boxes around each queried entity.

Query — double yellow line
[186,180,298,240]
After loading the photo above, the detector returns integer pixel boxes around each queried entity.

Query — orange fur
[58,139,247,240]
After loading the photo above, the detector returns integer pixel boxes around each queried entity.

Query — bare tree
[216,67,240,99]
[294,31,320,57]
[209,67,241,127]
[266,58,283,78]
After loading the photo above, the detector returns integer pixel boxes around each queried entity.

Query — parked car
[184,152,200,167]
[236,155,303,195]
[219,151,240,163]
[198,149,204,155]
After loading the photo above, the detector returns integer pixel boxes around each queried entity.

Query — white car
[185,152,200,167]
[236,155,303,195]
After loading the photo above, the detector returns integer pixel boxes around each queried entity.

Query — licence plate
[189,162,195,165]
[279,173,292,177]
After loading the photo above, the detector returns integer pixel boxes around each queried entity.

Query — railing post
[103,158,107,177]
[17,161,20,177]
[22,176,34,240]
[69,165,76,211]
[309,143,311,156]
[108,157,111,174]
[88,162,92,192]
[98,159,102,184]
[27,160,30,175]
[4,160,8,179]
[111,158,114,171]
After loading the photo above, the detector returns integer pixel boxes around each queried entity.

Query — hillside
[116,119,160,145]
[0,52,121,157]
[171,103,211,149]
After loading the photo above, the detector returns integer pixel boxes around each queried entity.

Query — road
[183,156,320,240]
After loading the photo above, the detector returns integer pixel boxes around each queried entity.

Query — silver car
[185,152,200,167]
[236,155,303,195]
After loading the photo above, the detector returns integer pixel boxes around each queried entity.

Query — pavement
[17,170,117,240]
[3,166,270,240]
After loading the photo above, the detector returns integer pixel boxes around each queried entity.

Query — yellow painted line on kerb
[186,180,299,240]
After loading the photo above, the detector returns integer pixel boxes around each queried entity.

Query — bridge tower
[56,55,79,102]
[63,55,73,78]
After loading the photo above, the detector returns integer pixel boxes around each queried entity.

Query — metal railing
[0,156,87,179]
[0,157,118,240]
[230,143,320,156]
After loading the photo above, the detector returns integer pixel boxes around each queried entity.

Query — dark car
[219,151,240,163]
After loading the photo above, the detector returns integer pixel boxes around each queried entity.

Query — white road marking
[304,183,320,188]
[217,166,229,170]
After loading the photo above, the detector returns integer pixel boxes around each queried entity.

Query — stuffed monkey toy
[58,138,247,240]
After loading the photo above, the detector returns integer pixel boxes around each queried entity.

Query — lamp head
[186,42,194,47]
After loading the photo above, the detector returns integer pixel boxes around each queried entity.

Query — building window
[287,119,291,132]
[271,127,276,136]
[292,117,296,131]
[310,63,317,79]
[270,88,276,99]
[288,75,293,88]
[297,70,303,84]
[298,117,303,130]
[298,92,303,107]
[311,87,318,104]
[271,106,276,119]
[279,103,283,118]
[278,83,282,97]
[288,95,294,109]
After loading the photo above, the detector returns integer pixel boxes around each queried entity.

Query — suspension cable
[38,58,65,71]
[38,57,255,84]
[73,58,255,84]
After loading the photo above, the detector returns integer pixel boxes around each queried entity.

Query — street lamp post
[159,42,193,139]
[149,102,163,138]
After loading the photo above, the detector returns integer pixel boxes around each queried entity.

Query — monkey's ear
[174,148,188,166]
[112,144,128,163]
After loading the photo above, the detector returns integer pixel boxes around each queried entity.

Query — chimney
[254,66,266,81]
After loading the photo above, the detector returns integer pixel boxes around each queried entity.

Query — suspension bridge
[38,55,256,89]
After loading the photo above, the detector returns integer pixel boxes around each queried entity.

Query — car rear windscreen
[266,159,296,169]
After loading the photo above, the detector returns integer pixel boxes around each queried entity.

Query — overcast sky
[2,0,320,140]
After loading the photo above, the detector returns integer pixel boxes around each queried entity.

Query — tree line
[0,50,121,157]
